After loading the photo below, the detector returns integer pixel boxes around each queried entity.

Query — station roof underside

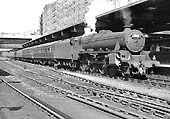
[23,23,86,48]
[24,0,170,48]
[96,0,170,34]
[0,37,31,44]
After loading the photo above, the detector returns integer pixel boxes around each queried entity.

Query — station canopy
[96,0,170,34]
[0,37,31,44]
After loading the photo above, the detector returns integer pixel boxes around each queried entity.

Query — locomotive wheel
[140,75,147,80]
[108,64,119,78]
[80,64,88,71]
[89,67,95,73]
[98,67,106,75]
[120,62,130,76]
[109,68,117,78]
[130,69,147,80]
[99,69,105,75]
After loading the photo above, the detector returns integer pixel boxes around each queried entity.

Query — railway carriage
[19,38,81,68]
[3,51,15,60]
[22,47,33,62]
[32,42,54,65]
[15,49,22,61]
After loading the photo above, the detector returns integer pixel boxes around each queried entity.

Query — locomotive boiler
[81,28,145,53]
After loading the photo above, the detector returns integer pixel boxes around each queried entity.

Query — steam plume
[85,0,114,35]
[121,8,132,26]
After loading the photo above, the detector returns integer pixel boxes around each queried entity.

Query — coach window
[45,48,47,53]
[47,47,50,52]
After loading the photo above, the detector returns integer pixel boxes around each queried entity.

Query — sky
[0,0,132,34]
[0,0,55,33]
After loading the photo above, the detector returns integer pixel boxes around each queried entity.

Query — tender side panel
[53,39,72,59]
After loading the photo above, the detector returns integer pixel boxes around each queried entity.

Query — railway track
[48,70,170,119]
[4,60,170,119]
[0,62,137,119]
[55,70,170,105]
[10,59,170,91]
[0,77,72,119]
[67,70,170,90]
[147,74,170,89]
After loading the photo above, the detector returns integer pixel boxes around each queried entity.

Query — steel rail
[21,75,150,119]
[0,77,72,119]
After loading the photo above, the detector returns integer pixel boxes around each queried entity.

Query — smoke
[84,0,133,35]
[85,0,114,35]
[121,8,132,26]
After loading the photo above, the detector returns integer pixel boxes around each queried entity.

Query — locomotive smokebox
[123,25,145,53]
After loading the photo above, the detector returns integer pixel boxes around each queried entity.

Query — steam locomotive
[5,27,160,78]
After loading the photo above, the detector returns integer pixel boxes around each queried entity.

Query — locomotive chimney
[123,24,133,42]
[123,24,133,33]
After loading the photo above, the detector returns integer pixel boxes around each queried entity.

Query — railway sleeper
[135,105,170,119]
[112,97,120,103]
[150,81,158,87]
[120,100,129,106]
[30,70,170,108]
[50,82,167,119]
[98,93,105,98]
[130,103,140,110]
[104,95,112,100]
[101,92,170,118]
[143,80,150,85]
[106,86,111,90]
[153,110,169,119]
[158,83,167,88]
